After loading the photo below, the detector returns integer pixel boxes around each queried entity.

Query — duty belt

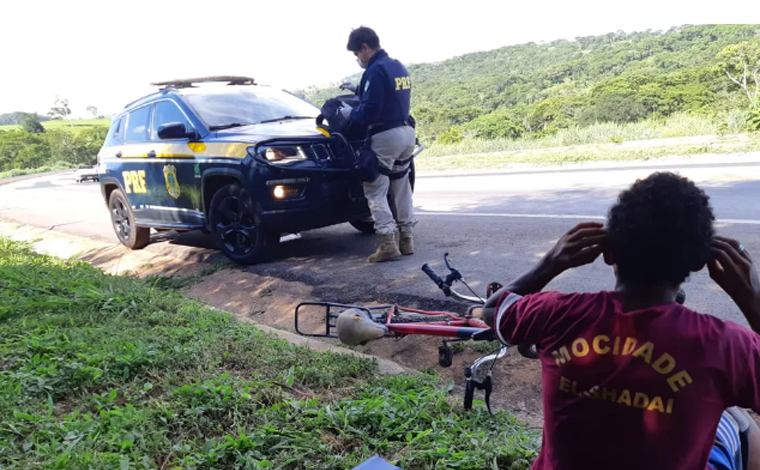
[367,119,410,137]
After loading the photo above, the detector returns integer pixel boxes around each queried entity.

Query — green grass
[0,162,73,180]
[0,237,539,469]
[422,112,749,158]
[145,261,236,291]
[0,118,111,132]
[416,133,760,172]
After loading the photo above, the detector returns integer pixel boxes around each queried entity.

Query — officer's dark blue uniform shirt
[350,49,411,127]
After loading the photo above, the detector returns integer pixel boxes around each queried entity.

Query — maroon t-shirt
[493,289,760,470]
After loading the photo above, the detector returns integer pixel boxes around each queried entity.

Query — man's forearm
[483,256,562,328]
[737,296,760,335]
[506,256,563,296]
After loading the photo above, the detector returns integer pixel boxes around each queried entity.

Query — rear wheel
[208,183,279,265]
[108,188,150,249]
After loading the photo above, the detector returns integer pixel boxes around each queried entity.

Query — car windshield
[182,86,320,129]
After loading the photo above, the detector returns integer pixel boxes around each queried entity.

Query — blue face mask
[356,57,366,69]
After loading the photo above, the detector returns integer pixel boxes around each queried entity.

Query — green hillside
[294,24,760,145]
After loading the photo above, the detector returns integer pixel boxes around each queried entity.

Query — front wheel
[208,183,278,265]
[108,188,150,249]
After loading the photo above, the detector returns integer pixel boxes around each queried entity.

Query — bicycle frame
[293,303,489,341]
[293,252,516,414]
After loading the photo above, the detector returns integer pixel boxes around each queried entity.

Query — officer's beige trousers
[362,125,418,236]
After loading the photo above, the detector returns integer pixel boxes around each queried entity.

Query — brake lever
[443,252,463,284]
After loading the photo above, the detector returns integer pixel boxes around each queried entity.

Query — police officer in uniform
[342,26,417,263]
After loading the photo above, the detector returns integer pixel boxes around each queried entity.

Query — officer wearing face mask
[341,26,417,263]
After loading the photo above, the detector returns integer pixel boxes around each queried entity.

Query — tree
[717,42,760,104]
[48,96,73,127]
[464,111,524,140]
[86,105,102,119]
[20,114,45,134]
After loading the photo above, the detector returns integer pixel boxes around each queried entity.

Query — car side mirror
[157,122,194,140]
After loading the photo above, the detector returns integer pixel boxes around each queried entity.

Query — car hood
[211,119,325,143]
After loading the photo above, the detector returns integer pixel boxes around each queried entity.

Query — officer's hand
[339,104,352,120]
[339,82,357,93]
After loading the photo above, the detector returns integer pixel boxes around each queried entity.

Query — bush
[21,115,45,134]
[438,126,464,144]
[464,111,524,140]
[748,103,760,131]
[0,126,108,171]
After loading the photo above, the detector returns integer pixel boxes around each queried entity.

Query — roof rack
[150,76,256,89]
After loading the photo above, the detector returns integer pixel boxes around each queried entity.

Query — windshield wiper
[258,116,314,124]
[209,122,256,130]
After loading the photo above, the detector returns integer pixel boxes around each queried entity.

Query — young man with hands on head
[483,171,760,470]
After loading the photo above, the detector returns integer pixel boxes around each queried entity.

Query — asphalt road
[2,160,760,326]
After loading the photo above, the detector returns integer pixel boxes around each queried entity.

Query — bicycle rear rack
[294,302,392,339]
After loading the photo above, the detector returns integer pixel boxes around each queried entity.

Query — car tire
[208,183,277,265]
[108,188,150,249]
[350,217,375,234]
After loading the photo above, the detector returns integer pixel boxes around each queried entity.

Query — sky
[2,1,758,118]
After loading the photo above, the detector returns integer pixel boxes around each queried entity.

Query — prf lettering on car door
[122,170,147,194]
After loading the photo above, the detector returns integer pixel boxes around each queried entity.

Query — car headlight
[259,146,308,164]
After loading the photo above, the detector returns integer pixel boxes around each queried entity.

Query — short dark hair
[347,26,380,52]
[607,172,715,285]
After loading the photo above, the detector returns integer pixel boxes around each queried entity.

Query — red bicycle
[294,253,538,412]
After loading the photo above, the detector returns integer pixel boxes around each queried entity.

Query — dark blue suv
[97,76,417,265]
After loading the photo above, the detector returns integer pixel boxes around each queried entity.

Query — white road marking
[416,211,760,225]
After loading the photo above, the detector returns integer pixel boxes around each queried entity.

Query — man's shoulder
[498,289,612,315]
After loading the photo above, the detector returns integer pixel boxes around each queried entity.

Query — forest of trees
[295,24,760,144]
[2,24,760,174]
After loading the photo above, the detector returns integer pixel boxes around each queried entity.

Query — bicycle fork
[463,344,508,414]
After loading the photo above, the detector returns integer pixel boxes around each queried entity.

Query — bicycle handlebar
[421,261,483,305]
[422,263,449,294]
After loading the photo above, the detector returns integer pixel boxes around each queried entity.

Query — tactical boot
[399,231,414,255]
[368,233,401,262]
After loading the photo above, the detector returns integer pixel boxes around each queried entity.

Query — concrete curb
[0,219,414,377]
[0,169,73,186]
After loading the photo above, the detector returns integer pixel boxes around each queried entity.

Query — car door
[115,104,156,224]
[146,99,205,227]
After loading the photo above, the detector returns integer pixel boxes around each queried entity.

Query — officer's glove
[339,81,358,93]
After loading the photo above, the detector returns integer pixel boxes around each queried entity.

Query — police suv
[97,76,406,265]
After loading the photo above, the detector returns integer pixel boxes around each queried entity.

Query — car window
[152,100,193,139]
[104,115,126,146]
[182,87,319,129]
[124,105,151,142]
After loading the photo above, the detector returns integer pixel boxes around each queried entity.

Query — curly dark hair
[347,26,380,52]
[607,172,715,285]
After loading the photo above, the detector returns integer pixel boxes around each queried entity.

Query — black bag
[356,143,380,182]
[317,95,367,141]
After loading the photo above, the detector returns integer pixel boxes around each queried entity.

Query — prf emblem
[163,164,181,199]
